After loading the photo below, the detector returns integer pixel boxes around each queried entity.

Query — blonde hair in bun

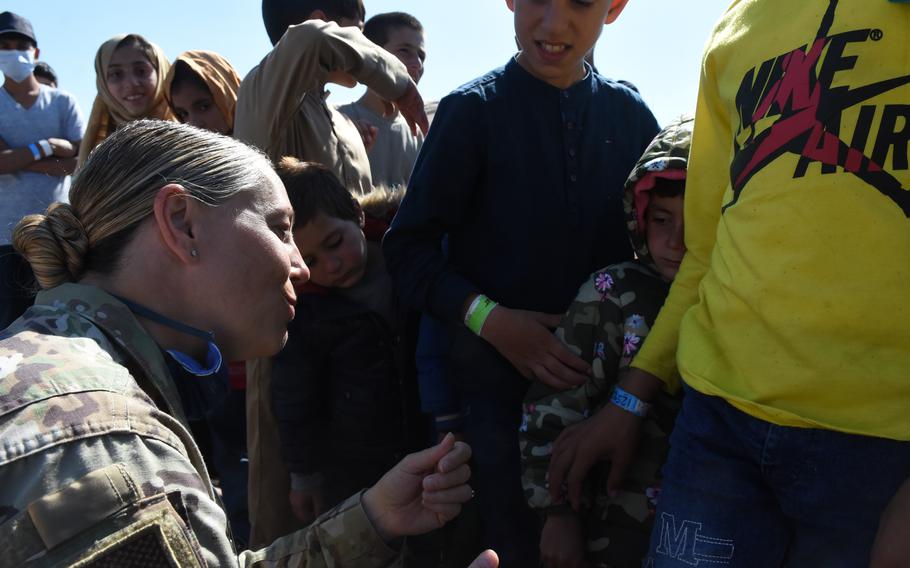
[12,119,272,290]
[13,203,89,290]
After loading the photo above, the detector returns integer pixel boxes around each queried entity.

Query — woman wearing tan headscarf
[164,50,241,136]
[77,34,175,166]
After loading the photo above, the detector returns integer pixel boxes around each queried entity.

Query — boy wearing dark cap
[0,11,83,327]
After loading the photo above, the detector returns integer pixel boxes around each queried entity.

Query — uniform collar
[35,283,190,426]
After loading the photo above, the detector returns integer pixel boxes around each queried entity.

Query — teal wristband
[464,294,498,336]
[610,386,651,418]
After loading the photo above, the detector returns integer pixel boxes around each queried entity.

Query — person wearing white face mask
[0,11,84,328]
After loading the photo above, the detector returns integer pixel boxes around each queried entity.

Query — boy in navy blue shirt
[383,1,659,565]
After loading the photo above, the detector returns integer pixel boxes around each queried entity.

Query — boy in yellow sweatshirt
[548,1,910,566]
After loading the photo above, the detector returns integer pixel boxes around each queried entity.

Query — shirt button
[562,91,570,99]
[570,174,578,182]
[569,148,576,157]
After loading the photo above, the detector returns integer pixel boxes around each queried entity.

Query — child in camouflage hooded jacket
[520,115,694,568]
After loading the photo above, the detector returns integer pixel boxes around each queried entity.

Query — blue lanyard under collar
[113,295,215,342]
[113,295,223,376]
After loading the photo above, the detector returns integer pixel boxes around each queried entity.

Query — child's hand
[547,403,641,511]
[540,510,588,568]
[481,306,590,389]
[289,486,325,525]
[547,369,663,509]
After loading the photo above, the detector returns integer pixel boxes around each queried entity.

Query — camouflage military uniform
[0,283,399,567]
[519,116,693,568]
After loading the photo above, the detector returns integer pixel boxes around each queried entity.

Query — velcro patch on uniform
[28,463,141,549]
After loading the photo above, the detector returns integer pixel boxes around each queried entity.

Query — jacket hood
[623,114,694,269]
[358,184,404,240]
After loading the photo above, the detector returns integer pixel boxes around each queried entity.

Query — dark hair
[169,60,209,98]
[33,61,57,85]
[115,34,158,71]
[262,0,365,46]
[651,177,686,199]
[363,12,422,47]
[277,157,360,228]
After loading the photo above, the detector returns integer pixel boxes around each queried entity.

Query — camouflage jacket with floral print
[519,261,679,514]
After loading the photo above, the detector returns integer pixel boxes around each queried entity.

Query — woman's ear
[153,184,198,264]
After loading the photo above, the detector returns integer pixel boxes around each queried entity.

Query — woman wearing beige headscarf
[77,33,175,166]
[164,50,242,135]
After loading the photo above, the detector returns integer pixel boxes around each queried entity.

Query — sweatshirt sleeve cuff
[631,355,680,394]
[429,273,478,323]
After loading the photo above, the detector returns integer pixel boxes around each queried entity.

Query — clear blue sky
[6,0,732,125]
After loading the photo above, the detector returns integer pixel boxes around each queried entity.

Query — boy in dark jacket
[271,158,425,524]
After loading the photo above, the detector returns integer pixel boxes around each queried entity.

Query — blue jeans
[645,385,910,568]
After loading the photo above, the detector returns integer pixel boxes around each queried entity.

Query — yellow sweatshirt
[633,0,910,440]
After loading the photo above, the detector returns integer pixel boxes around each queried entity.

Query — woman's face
[106,45,158,115]
[170,82,231,135]
[197,172,308,360]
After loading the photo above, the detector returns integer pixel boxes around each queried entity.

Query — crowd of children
[1,0,908,566]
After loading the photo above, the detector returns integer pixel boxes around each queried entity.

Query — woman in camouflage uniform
[0,120,490,568]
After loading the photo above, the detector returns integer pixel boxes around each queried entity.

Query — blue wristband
[27,143,42,161]
[610,386,651,418]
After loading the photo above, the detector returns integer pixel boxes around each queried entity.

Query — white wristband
[37,139,53,158]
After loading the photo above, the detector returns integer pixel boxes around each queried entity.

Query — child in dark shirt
[383,1,659,564]
[271,158,425,524]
